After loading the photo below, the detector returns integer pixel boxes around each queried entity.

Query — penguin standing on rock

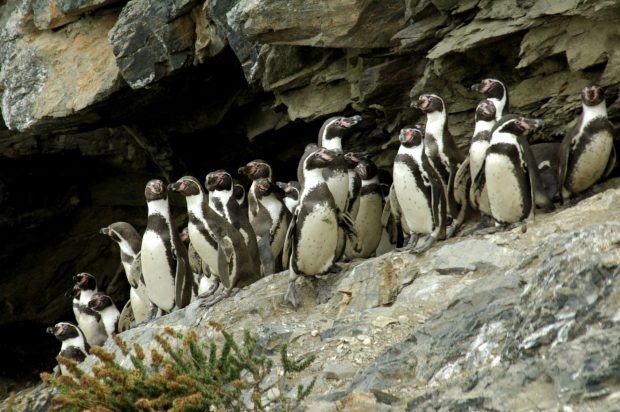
[169,176,261,305]
[414,94,466,236]
[472,116,554,226]
[392,125,446,253]
[46,322,89,376]
[283,148,358,308]
[468,99,497,216]
[141,179,193,319]
[100,222,151,324]
[558,84,616,203]
[72,273,97,324]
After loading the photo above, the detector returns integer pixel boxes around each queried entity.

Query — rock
[324,360,358,380]
[0,5,123,131]
[431,239,519,274]
[278,81,351,121]
[32,0,122,29]
[371,316,398,328]
[108,0,201,89]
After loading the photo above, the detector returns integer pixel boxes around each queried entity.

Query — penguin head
[238,160,272,180]
[100,222,140,246]
[145,179,168,201]
[65,284,81,299]
[472,79,506,100]
[319,115,363,147]
[88,292,114,311]
[168,176,203,197]
[354,158,378,180]
[254,178,274,196]
[205,170,233,192]
[233,182,246,204]
[399,125,424,148]
[498,116,544,136]
[581,85,605,106]
[344,152,361,169]
[414,94,444,114]
[305,148,338,170]
[282,181,300,199]
[73,272,97,291]
[47,322,80,341]
[475,99,497,122]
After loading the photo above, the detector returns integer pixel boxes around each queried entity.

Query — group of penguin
[47,79,616,375]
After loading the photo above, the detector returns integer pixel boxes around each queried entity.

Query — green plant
[41,321,316,411]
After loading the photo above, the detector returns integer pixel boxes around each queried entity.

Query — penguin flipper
[282,209,298,270]
[338,210,360,253]
[471,157,487,210]
[557,130,574,201]
[428,167,447,240]
[130,252,142,288]
[172,246,192,310]
[604,143,617,178]
[258,235,275,276]
[217,237,234,290]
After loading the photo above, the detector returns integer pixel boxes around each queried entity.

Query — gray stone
[32,0,122,29]
[324,360,358,380]
[432,239,519,274]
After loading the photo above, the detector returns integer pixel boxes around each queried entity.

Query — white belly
[294,204,338,275]
[188,224,219,277]
[393,162,433,235]
[327,172,349,211]
[130,287,149,323]
[486,153,526,223]
[284,197,298,213]
[470,141,489,179]
[346,193,383,258]
[568,132,613,193]
[141,231,175,311]
[79,316,107,347]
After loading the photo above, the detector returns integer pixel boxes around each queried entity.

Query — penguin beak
[99,227,110,236]
[238,165,251,176]
[46,326,55,335]
[471,82,481,92]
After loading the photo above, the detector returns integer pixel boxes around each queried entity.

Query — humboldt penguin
[472,116,554,225]
[471,78,509,120]
[468,99,497,216]
[531,142,561,200]
[233,181,248,216]
[180,227,214,297]
[72,272,97,327]
[141,179,193,317]
[169,176,261,303]
[414,94,466,234]
[558,84,616,202]
[297,143,319,188]
[99,222,151,323]
[344,152,363,220]
[87,292,120,338]
[283,147,357,307]
[276,181,301,214]
[238,160,290,274]
[46,322,89,376]
[345,158,383,258]
[392,125,446,252]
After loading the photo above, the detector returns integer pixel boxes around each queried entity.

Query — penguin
[468,99,497,216]
[414,94,466,234]
[169,176,261,301]
[558,84,616,203]
[472,116,554,226]
[282,147,358,307]
[87,292,120,337]
[392,125,447,252]
[344,152,363,220]
[276,181,301,214]
[72,272,97,326]
[141,179,193,318]
[297,143,319,188]
[238,160,291,274]
[531,142,561,200]
[233,181,248,216]
[375,172,399,255]
[345,158,384,258]
[100,222,151,323]
[180,227,214,297]
[74,300,107,347]
[471,78,509,120]
[46,322,89,376]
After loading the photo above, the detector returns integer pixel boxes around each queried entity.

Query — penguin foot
[446,222,460,239]
[410,235,437,254]
[328,264,343,273]
[199,288,233,309]
[196,280,221,300]
[284,281,299,308]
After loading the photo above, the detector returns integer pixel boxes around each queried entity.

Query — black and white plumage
[87,292,120,338]
[141,179,193,317]
[471,78,509,121]
[415,94,466,233]
[392,125,446,253]
[345,158,383,258]
[71,272,100,343]
[468,99,497,215]
[169,177,261,295]
[100,222,151,323]
[558,84,616,203]
[47,322,89,376]
[283,148,358,307]
[276,181,301,214]
[472,116,554,225]
[238,160,290,275]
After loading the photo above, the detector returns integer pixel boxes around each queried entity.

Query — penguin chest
[188,223,219,276]
[141,230,176,311]
[469,141,489,180]
[79,315,107,346]
[393,161,433,235]
[485,152,529,223]
[353,193,383,257]
[284,197,299,214]
[568,131,613,193]
[326,172,349,211]
[294,203,338,275]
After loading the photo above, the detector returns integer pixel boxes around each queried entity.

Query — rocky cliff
[1,0,620,406]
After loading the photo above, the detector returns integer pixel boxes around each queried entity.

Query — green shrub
[41,321,316,411]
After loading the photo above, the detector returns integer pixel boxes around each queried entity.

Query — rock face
[3,0,620,403]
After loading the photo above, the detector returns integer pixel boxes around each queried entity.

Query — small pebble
[311,329,319,337]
